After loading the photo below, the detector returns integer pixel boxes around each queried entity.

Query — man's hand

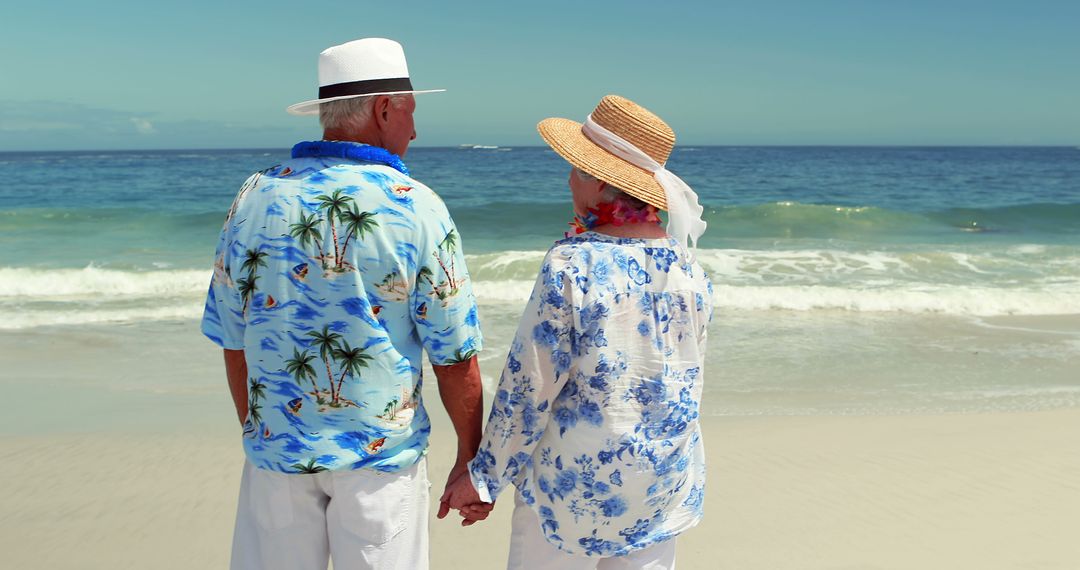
[437,466,493,526]
[436,459,470,521]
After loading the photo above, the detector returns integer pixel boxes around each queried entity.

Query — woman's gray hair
[319,95,410,132]
[575,168,652,210]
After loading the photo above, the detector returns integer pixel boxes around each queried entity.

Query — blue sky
[2,0,1078,150]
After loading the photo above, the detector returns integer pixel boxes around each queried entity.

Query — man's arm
[224,349,248,426]
[433,355,484,470]
[433,355,485,520]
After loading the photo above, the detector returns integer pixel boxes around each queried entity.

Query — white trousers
[506,492,677,570]
[231,458,430,570]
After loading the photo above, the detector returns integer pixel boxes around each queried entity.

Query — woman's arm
[465,256,574,504]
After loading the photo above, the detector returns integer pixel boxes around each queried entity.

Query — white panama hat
[286,38,444,116]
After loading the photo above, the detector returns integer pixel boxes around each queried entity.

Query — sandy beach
[3,333,1078,570]
[4,411,1078,569]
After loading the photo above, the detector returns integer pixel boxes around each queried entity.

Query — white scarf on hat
[582,114,707,251]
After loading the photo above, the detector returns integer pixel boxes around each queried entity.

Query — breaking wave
[3,242,1078,328]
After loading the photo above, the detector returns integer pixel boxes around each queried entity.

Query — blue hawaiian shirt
[202,141,482,474]
[468,232,713,557]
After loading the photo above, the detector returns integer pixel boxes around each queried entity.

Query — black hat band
[318,77,414,99]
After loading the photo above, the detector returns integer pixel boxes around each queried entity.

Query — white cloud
[130,117,156,134]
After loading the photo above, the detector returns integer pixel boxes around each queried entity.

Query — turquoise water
[1,146,1078,414]
[2,146,1077,322]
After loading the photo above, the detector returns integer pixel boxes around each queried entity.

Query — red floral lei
[566,200,662,237]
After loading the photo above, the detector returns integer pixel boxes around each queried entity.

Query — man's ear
[373,95,392,129]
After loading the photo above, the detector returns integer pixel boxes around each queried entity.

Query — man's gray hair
[319,95,410,132]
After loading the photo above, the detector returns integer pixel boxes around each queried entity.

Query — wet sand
[1,316,1078,568]
[2,407,1078,569]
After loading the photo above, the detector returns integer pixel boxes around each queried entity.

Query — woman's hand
[438,468,494,526]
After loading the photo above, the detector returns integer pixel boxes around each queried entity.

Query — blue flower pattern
[469,232,712,557]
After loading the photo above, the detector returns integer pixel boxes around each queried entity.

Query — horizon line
[3,143,1078,154]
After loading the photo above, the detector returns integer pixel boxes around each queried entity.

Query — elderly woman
[445,95,712,569]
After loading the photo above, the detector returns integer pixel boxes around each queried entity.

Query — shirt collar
[291,140,410,176]
[569,231,679,247]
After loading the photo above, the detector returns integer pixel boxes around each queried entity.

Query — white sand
[2,317,1077,568]
[3,407,1078,569]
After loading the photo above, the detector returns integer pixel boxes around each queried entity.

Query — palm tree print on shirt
[312,190,379,271]
[417,264,450,300]
[331,340,373,405]
[374,268,409,301]
[436,230,459,289]
[237,275,259,313]
[241,248,269,276]
[291,458,329,473]
[306,326,343,406]
[247,377,267,438]
[337,206,379,267]
[448,348,479,365]
[315,189,350,267]
[383,398,400,420]
[417,266,437,290]
[377,383,421,424]
[284,348,324,404]
[419,229,466,301]
[238,248,268,313]
[301,326,373,409]
[288,212,325,261]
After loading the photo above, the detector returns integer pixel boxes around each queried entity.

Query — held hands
[437,461,494,526]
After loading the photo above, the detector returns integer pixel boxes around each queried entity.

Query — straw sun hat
[538,95,675,211]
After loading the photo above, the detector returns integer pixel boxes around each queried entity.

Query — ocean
[2,146,1078,417]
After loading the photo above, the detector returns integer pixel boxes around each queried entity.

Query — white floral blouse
[468,231,713,557]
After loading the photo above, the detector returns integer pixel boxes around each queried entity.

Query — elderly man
[201,38,487,570]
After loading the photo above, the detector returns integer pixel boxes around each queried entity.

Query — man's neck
[321,128,380,148]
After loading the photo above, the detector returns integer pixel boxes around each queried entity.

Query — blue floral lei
[291,140,409,176]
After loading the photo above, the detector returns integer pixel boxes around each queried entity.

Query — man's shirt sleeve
[410,210,483,366]
[201,220,246,350]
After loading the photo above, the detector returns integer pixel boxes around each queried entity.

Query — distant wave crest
[448,201,1080,241]
[3,242,1078,329]
[0,266,209,298]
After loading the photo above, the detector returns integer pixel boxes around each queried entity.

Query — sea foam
[709,283,1080,315]
[0,266,209,298]
[0,304,203,330]
[2,242,1078,330]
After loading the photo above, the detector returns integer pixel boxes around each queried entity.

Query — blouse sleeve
[467,251,573,503]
